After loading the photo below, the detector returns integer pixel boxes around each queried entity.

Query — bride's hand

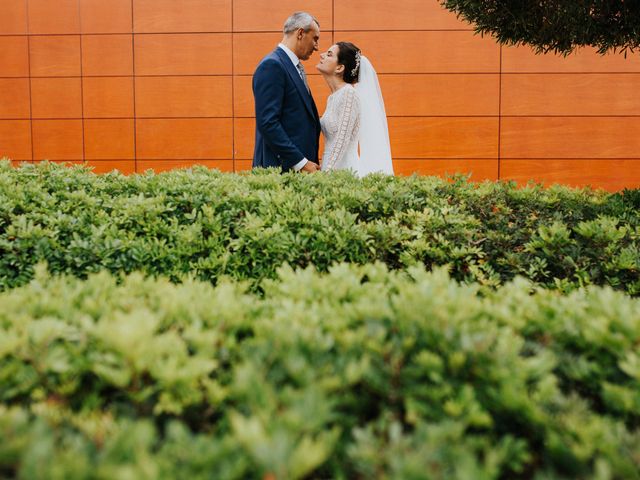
[300,161,320,173]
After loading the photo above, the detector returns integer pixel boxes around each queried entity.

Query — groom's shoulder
[254,50,285,76]
[258,49,283,67]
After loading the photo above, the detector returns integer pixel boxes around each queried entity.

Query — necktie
[297,62,310,93]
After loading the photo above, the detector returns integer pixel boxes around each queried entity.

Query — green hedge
[1,265,639,478]
[1,160,639,295]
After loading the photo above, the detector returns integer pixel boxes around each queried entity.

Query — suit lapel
[274,48,317,120]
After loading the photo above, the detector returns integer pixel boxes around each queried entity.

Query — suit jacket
[252,47,321,171]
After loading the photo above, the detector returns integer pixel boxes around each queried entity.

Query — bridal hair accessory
[351,50,361,78]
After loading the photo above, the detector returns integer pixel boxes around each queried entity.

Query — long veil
[354,56,394,176]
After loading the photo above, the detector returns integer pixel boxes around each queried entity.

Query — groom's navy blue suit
[252,47,321,171]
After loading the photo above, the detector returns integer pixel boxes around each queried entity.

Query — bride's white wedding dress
[320,85,360,173]
[320,56,394,177]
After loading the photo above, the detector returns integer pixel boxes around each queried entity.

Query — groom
[252,12,321,173]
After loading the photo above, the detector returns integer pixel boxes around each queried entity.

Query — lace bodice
[320,85,360,172]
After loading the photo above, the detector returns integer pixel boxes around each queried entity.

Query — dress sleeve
[325,87,360,171]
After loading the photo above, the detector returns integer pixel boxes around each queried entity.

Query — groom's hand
[300,161,320,173]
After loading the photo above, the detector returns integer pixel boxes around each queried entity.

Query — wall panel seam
[131,0,137,172]
[78,0,85,163]
[498,44,502,179]
[26,0,34,162]
[332,0,335,45]
[27,117,238,120]
[502,71,640,74]
[501,115,640,118]
[21,74,237,78]
[501,158,640,160]
[334,29,476,33]
[502,115,640,118]
[231,0,236,171]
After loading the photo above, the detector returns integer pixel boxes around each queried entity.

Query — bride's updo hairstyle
[336,42,361,84]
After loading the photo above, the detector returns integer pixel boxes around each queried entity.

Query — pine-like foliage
[440,0,640,55]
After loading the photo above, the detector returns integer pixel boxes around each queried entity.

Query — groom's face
[296,22,320,61]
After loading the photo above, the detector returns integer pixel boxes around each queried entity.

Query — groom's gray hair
[283,12,319,34]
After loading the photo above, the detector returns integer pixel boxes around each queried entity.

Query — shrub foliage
[1,161,640,477]
[1,161,638,295]
[1,265,639,478]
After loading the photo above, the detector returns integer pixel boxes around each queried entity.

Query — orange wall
[1,0,639,191]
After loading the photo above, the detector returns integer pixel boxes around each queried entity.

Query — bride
[316,42,394,176]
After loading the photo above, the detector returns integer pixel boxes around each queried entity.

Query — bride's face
[316,45,343,76]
